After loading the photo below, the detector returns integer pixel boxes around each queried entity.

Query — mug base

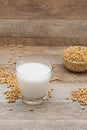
[22,95,47,105]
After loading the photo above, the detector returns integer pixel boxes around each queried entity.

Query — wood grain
[0,0,86,46]
[0,0,87,19]
[0,37,87,46]
[0,20,87,38]
[0,120,87,130]
[0,102,87,120]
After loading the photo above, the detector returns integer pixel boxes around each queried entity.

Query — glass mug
[16,57,52,105]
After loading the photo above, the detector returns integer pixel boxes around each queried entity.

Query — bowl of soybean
[62,46,87,72]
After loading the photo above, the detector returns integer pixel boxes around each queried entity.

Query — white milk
[16,62,51,100]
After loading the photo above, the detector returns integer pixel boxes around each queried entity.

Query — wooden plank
[0,37,87,46]
[0,101,87,120]
[0,45,67,55]
[0,120,87,130]
[1,82,87,102]
[51,65,87,83]
[0,20,87,37]
[0,0,87,19]
[50,83,87,102]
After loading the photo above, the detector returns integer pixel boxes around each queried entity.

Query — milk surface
[16,62,51,99]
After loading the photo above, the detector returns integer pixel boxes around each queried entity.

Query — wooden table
[0,45,87,130]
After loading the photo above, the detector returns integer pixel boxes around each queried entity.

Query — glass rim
[15,57,53,77]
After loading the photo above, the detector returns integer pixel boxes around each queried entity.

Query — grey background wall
[0,0,87,46]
